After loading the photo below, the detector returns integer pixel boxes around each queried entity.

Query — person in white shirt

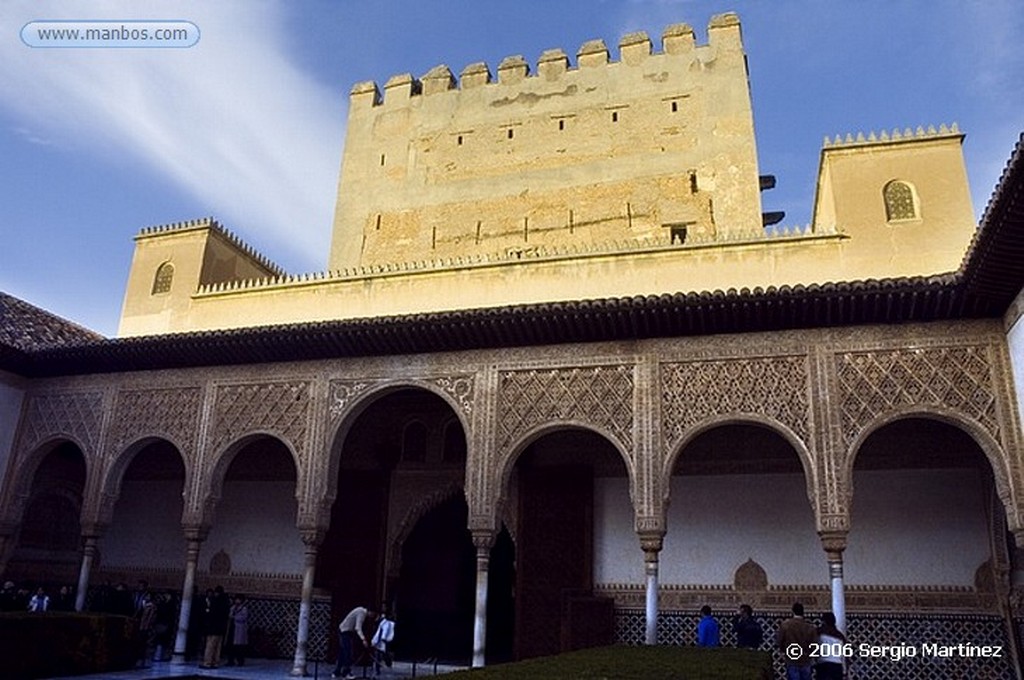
[371,611,396,676]
[28,587,49,612]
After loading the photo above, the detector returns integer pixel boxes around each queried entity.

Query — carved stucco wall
[1,320,1021,574]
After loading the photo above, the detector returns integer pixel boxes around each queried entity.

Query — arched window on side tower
[152,262,174,294]
[883,180,919,222]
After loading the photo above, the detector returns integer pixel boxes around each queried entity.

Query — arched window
[402,421,427,462]
[152,262,174,294]
[883,180,918,221]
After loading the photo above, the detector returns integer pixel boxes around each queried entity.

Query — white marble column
[291,530,323,677]
[471,531,495,668]
[639,531,665,645]
[829,558,846,632]
[75,532,102,611]
[820,531,848,632]
[172,527,206,665]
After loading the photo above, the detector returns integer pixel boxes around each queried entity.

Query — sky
[1,1,1022,336]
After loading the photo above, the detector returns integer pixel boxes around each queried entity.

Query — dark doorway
[395,494,475,663]
[486,526,516,665]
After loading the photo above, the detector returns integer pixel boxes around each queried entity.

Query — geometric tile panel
[616,609,1015,680]
[246,596,332,661]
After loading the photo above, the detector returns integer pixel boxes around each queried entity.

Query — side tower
[812,125,975,278]
[118,218,283,336]
[329,13,764,270]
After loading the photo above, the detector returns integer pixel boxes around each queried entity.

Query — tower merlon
[708,12,742,50]
[349,80,381,107]
[422,65,456,96]
[497,55,530,85]
[662,23,695,55]
[384,73,420,103]
[537,49,570,80]
[619,31,652,66]
[577,39,610,68]
[460,62,492,89]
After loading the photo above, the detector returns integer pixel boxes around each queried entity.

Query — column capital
[637,528,665,560]
[818,529,848,561]
[80,522,108,540]
[471,529,496,552]
[299,526,326,548]
[183,524,210,543]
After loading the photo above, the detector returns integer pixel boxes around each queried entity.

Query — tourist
[370,608,396,676]
[814,612,846,680]
[732,603,763,649]
[333,605,376,679]
[696,604,720,647]
[200,586,230,669]
[776,602,818,680]
[27,586,49,612]
[226,594,249,666]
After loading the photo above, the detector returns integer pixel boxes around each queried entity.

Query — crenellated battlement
[136,216,285,276]
[196,222,836,297]
[823,123,961,149]
[331,12,761,272]
[348,14,737,106]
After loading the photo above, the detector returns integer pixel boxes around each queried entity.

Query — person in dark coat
[732,603,764,649]
[200,586,230,669]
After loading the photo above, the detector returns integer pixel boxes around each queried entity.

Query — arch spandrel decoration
[496,365,635,460]
[327,375,475,433]
[15,391,105,459]
[832,344,1020,529]
[105,387,201,462]
[209,381,312,457]
[660,355,811,456]
[835,346,999,450]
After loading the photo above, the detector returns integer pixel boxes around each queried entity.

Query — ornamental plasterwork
[496,365,635,457]
[327,380,371,422]
[660,355,810,456]
[107,386,202,458]
[209,381,312,455]
[432,375,474,416]
[16,391,105,456]
[835,345,998,447]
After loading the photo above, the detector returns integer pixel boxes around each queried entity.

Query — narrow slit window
[611,111,619,123]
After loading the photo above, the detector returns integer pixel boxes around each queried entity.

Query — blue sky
[1,1,1022,336]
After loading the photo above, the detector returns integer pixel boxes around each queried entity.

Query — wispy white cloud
[0,0,344,268]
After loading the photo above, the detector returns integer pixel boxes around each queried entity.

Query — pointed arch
[845,407,1015,527]
[325,380,471,504]
[2,435,92,524]
[97,435,189,526]
[663,414,817,510]
[201,432,301,526]
[495,421,637,514]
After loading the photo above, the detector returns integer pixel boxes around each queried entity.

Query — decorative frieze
[496,365,635,457]
[210,381,312,455]
[16,390,105,455]
[835,345,998,446]
[660,355,810,456]
[107,386,202,457]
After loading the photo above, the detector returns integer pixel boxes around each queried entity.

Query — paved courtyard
[58,658,464,680]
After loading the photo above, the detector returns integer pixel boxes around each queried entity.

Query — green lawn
[446,645,773,680]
